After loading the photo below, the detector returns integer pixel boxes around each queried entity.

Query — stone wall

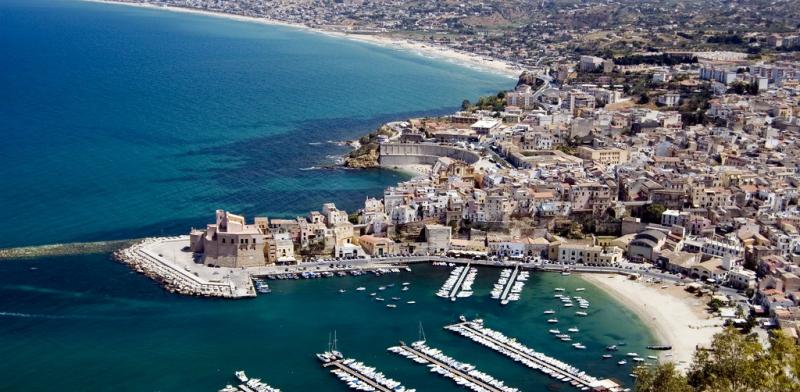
[378,143,480,166]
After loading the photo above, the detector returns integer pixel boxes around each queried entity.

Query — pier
[320,355,413,392]
[499,266,520,301]
[388,341,517,392]
[445,319,622,392]
[114,237,255,298]
[435,263,476,301]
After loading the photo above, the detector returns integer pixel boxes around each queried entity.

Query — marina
[435,264,477,301]
[444,318,623,392]
[318,336,414,392]
[388,341,517,392]
[490,266,530,305]
[218,371,281,392]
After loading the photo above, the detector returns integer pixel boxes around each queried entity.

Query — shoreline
[80,0,522,79]
[581,273,724,371]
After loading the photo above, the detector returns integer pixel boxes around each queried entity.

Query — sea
[0,1,654,391]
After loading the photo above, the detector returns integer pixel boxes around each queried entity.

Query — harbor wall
[378,143,480,166]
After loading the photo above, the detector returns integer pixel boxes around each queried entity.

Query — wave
[299,166,319,171]
[307,142,323,145]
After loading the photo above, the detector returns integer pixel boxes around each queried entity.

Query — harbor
[388,340,517,392]
[318,344,414,392]
[444,318,623,392]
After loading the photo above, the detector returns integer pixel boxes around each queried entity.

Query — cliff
[344,146,379,168]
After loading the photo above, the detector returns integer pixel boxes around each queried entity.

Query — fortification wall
[378,143,480,166]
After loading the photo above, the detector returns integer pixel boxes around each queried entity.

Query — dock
[321,356,413,392]
[498,266,520,301]
[445,319,622,392]
[388,341,517,392]
[435,263,476,301]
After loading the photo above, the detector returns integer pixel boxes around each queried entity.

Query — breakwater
[0,239,137,260]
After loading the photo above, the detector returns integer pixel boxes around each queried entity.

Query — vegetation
[678,84,713,126]
[728,81,760,96]
[635,328,800,392]
[707,297,725,313]
[613,53,698,66]
[641,203,666,224]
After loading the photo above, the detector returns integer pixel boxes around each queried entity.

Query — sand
[389,164,432,179]
[582,273,724,371]
[83,0,523,79]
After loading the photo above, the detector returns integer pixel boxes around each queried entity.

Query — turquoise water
[0,1,655,391]
[0,258,653,391]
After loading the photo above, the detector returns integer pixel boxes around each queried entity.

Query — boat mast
[418,321,426,343]
[333,330,338,352]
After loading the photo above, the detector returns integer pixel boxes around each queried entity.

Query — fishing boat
[338,289,346,293]
[602,354,613,359]
[575,311,588,316]
[547,318,559,323]
[386,304,397,308]
[647,344,672,350]
[572,343,586,349]
[575,288,585,291]
[543,310,556,314]
[617,360,627,365]
[549,329,560,334]
[355,287,366,291]
[606,345,618,351]
[567,327,580,333]
[235,371,248,383]
[406,300,416,304]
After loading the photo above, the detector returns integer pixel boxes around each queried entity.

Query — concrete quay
[114,236,255,298]
[116,236,726,299]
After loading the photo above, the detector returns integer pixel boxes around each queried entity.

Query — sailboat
[416,321,427,344]
[316,331,342,363]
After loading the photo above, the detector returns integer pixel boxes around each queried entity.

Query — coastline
[387,164,433,180]
[80,0,521,79]
[581,273,724,370]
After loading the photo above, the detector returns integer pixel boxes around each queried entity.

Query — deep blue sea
[0,0,512,248]
[0,2,655,391]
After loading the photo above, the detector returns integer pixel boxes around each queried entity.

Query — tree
[461,99,471,111]
[638,329,800,392]
[707,298,724,313]
[634,362,692,392]
[642,203,666,223]
[687,328,800,392]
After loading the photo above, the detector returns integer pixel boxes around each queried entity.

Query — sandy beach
[582,273,724,370]
[83,0,522,79]
[388,164,433,179]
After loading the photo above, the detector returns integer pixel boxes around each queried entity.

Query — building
[576,146,629,165]
[579,55,605,72]
[699,66,737,85]
[265,232,296,264]
[557,243,623,265]
[657,93,681,107]
[189,210,269,268]
[358,235,398,256]
[425,224,452,253]
[628,229,668,262]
